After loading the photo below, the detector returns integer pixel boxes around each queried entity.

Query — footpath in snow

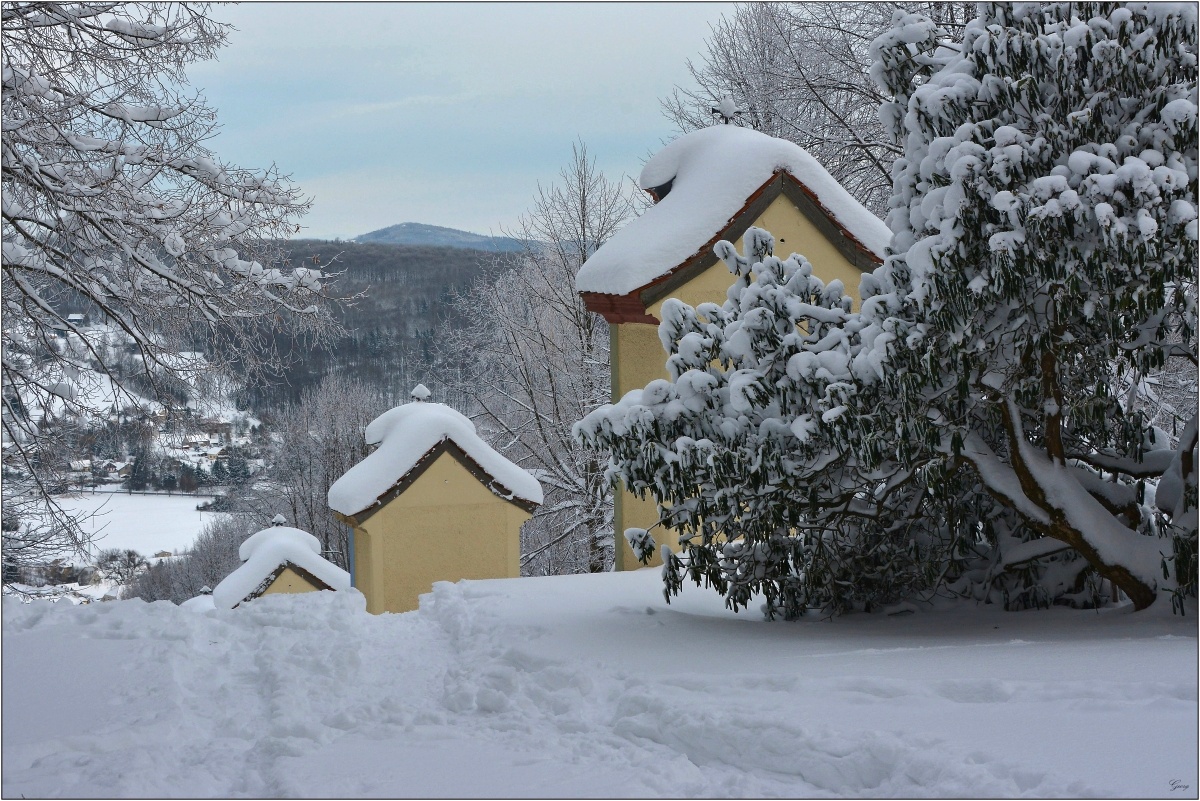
[2,569,1196,798]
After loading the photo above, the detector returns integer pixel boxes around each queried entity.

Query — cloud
[338,92,482,118]
[189,3,735,239]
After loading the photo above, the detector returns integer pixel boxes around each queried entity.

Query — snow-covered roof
[180,594,215,612]
[327,400,544,517]
[575,125,891,297]
[211,526,350,610]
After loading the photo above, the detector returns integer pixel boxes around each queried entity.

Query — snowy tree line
[234,240,513,412]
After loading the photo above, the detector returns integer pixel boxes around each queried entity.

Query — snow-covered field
[3,569,1196,798]
[54,491,218,559]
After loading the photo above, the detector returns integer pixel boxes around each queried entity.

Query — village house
[210,522,350,609]
[329,385,543,614]
[574,125,890,569]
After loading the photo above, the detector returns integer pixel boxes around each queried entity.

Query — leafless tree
[2,3,343,577]
[438,142,635,574]
[94,547,147,586]
[242,375,395,569]
[662,2,967,215]
[126,513,255,603]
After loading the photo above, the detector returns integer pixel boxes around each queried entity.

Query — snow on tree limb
[2,3,345,575]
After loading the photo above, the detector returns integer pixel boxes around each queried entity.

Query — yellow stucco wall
[351,451,530,614]
[609,323,672,571]
[261,565,323,596]
[610,192,868,570]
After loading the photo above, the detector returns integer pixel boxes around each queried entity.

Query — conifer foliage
[577,3,1197,616]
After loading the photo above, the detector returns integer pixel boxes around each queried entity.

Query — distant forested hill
[355,222,526,252]
[240,239,513,414]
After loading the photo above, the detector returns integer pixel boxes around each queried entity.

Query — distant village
[12,310,264,497]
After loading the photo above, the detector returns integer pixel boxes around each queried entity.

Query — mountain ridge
[354,222,526,252]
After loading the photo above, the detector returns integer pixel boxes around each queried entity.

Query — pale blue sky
[187,3,734,240]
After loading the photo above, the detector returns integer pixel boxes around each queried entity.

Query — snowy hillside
[3,570,1195,798]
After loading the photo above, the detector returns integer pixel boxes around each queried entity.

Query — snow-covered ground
[54,491,219,559]
[3,569,1196,798]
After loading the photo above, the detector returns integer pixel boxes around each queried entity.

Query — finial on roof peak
[711,95,744,125]
[271,513,287,526]
[411,383,431,402]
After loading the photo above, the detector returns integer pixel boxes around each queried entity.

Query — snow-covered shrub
[577,229,946,617]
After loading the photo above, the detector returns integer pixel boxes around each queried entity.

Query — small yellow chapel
[328,385,543,614]
[574,125,890,570]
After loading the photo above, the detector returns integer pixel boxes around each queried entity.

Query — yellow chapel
[574,125,890,570]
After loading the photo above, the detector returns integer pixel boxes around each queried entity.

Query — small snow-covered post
[410,384,431,402]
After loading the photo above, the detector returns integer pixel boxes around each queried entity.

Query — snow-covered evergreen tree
[578,2,1197,616]
[870,2,1197,611]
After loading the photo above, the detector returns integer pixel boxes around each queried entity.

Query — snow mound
[211,526,350,609]
[327,400,543,516]
[575,126,891,296]
[237,524,320,562]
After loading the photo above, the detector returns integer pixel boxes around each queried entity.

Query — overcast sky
[187,3,734,241]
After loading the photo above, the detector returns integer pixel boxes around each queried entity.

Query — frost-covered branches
[127,514,257,604]
[2,3,340,575]
[243,376,394,570]
[662,2,969,216]
[438,142,634,575]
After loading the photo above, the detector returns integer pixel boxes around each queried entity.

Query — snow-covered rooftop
[327,399,543,517]
[211,526,350,610]
[575,125,891,297]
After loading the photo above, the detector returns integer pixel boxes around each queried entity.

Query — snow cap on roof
[211,526,350,610]
[575,125,891,296]
[327,399,543,517]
